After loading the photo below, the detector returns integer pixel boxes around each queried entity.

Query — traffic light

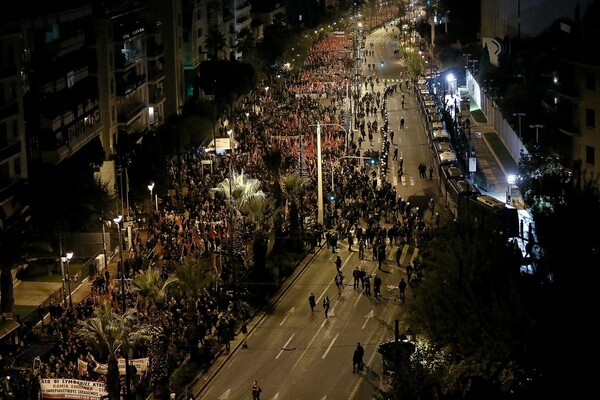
[370,155,378,166]
[329,193,335,201]
[380,60,385,68]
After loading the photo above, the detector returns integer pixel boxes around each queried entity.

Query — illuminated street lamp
[61,252,74,308]
[446,73,456,96]
[147,182,155,213]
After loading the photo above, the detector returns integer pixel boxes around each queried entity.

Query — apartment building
[0,17,29,231]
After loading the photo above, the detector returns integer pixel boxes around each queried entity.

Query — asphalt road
[196,24,437,400]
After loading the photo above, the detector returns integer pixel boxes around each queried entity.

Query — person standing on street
[364,273,371,295]
[399,278,407,302]
[323,296,331,318]
[309,292,316,312]
[353,267,361,289]
[252,380,262,400]
[353,342,365,372]
[373,273,382,297]
[241,321,248,348]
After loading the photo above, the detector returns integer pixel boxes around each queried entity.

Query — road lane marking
[362,310,374,329]
[276,333,295,359]
[280,307,295,326]
[322,333,339,359]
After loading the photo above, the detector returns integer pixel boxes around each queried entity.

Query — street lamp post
[100,217,109,273]
[316,123,324,225]
[513,112,526,142]
[112,214,131,399]
[61,252,74,308]
[147,182,155,213]
[530,124,544,144]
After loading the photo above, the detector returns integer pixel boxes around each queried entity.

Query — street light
[529,124,544,144]
[513,112,526,142]
[112,214,131,399]
[61,251,74,308]
[446,73,456,97]
[147,182,155,213]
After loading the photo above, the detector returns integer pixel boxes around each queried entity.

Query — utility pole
[530,124,544,144]
[316,123,323,226]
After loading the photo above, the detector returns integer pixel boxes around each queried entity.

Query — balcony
[41,110,103,165]
[0,140,22,162]
[236,15,251,31]
[46,32,86,58]
[114,49,143,70]
[115,73,146,97]
[117,101,146,125]
[149,89,165,106]
[147,42,164,60]
[236,2,251,14]
[147,67,165,83]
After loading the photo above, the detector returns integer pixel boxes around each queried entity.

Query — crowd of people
[1,18,435,399]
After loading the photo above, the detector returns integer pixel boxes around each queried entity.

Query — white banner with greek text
[40,378,107,399]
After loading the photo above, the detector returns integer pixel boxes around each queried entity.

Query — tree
[205,28,226,60]
[173,255,215,299]
[242,197,278,273]
[130,268,177,314]
[404,220,535,397]
[212,170,266,291]
[280,174,309,235]
[76,300,152,400]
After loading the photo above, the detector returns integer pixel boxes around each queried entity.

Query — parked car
[431,127,450,140]
[438,150,458,164]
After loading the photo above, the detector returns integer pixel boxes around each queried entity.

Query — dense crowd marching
[1,20,434,399]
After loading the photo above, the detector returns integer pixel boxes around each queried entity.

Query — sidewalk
[461,87,519,202]
[13,248,121,324]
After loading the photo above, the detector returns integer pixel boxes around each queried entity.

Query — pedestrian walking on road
[398,278,407,302]
[323,296,331,318]
[393,146,398,160]
[309,292,316,312]
[358,238,365,260]
[400,117,405,129]
[335,272,344,295]
[428,164,434,180]
[252,380,262,400]
[429,198,435,215]
[335,255,342,271]
[353,342,365,372]
[241,321,248,348]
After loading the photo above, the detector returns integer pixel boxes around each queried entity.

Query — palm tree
[281,174,310,235]
[129,269,177,314]
[212,170,266,291]
[242,197,279,272]
[173,255,215,299]
[76,300,152,400]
